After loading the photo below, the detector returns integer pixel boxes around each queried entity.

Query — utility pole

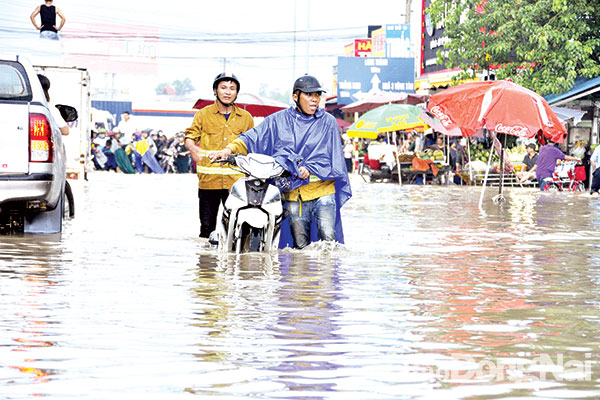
[293,0,297,81]
[405,0,412,24]
[305,0,311,73]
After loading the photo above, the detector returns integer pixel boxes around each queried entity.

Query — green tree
[259,83,290,104]
[427,0,600,94]
[155,82,170,95]
[172,78,195,96]
[155,78,195,96]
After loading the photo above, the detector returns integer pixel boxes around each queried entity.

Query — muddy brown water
[1,172,599,399]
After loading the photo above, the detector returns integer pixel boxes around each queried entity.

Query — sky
[1,0,417,104]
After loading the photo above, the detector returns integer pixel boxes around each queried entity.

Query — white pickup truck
[0,55,75,234]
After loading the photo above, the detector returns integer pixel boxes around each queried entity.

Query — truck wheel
[64,181,75,218]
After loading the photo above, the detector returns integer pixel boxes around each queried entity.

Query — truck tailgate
[0,104,29,174]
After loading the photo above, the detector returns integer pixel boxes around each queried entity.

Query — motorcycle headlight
[263,189,281,204]
[230,184,247,202]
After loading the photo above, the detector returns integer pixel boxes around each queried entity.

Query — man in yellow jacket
[185,73,254,238]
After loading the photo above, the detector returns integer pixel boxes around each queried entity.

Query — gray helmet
[293,74,326,94]
[213,72,240,92]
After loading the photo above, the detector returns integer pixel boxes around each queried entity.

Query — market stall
[347,104,449,185]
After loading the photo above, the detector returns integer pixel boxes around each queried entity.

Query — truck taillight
[29,113,53,162]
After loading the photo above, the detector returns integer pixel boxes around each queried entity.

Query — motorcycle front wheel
[237,223,264,252]
[248,227,264,252]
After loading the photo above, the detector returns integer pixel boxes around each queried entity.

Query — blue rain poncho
[238,106,352,248]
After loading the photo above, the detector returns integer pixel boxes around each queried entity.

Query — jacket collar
[290,105,324,120]
[209,100,243,116]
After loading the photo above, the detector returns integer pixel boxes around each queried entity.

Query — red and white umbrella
[425,80,567,144]
[424,80,567,206]
[193,92,288,117]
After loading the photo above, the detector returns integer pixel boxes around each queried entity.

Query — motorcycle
[210,153,286,253]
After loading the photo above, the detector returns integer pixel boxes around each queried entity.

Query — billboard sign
[421,0,449,75]
[62,21,159,75]
[345,39,373,57]
[370,24,412,58]
[337,57,415,105]
[385,24,411,58]
[354,39,372,57]
[371,27,386,57]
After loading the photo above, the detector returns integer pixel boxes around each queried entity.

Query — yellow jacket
[185,102,254,189]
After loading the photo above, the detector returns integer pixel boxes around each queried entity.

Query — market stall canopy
[551,106,586,125]
[193,93,289,117]
[346,104,425,140]
[425,80,567,143]
[336,118,351,130]
[342,91,429,114]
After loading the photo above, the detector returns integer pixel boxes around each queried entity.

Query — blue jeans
[40,30,59,40]
[286,194,336,249]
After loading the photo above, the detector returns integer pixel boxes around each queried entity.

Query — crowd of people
[91,126,192,174]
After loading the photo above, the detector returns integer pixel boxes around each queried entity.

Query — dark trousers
[345,157,353,173]
[198,189,229,238]
[591,168,600,193]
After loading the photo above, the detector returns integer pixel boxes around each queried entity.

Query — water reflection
[1,173,600,399]
[267,252,341,393]
[0,237,65,393]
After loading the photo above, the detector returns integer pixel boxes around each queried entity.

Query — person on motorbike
[209,74,352,249]
[185,73,254,238]
[535,138,580,190]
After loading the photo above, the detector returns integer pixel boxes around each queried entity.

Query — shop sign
[385,24,412,58]
[421,0,449,75]
[345,39,373,57]
[371,24,412,58]
[372,27,386,57]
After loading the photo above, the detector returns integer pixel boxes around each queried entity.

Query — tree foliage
[155,78,195,96]
[427,0,600,95]
[259,84,290,104]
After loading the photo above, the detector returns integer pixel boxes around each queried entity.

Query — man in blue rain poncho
[209,74,352,249]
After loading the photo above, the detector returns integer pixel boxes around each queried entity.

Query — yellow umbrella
[346,104,426,139]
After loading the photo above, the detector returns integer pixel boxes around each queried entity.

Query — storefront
[545,76,600,149]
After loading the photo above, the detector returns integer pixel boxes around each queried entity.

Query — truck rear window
[0,62,32,101]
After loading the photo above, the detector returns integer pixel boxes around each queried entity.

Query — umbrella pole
[467,139,473,183]
[494,134,507,203]
[392,132,402,185]
[478,144,496,210]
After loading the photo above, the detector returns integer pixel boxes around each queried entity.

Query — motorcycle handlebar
[210,154,237,166]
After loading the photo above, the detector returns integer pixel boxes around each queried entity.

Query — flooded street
[2,171,600,399]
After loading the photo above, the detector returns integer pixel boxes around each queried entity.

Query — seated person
[428,136,445,151]
[516,143,538,182]
[398,133,414,153]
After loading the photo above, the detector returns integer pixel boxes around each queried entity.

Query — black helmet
[213,72,240,92]
[293,74,326,94]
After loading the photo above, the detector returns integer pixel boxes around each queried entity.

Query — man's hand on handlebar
[298,166,310,180]
[209,148,233,163]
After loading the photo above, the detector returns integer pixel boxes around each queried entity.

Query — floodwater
[1,172,600,399]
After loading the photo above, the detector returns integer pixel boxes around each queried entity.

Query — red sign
[354,39,372,57]
[345,39,372,57]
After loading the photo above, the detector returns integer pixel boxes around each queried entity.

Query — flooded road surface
[1,172,600,399]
